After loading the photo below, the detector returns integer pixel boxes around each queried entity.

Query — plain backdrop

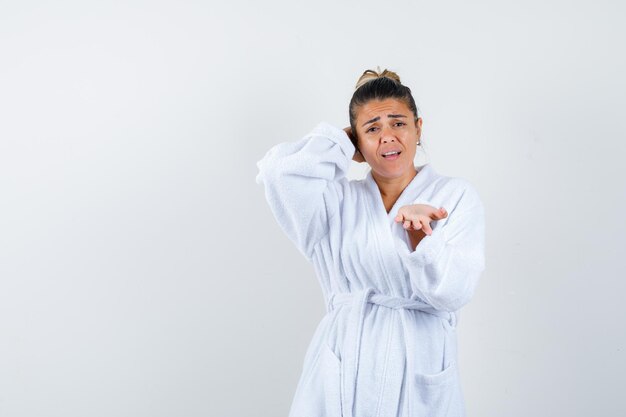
[1,1,625,416]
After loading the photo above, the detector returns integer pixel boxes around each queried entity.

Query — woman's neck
[373,166,418,213]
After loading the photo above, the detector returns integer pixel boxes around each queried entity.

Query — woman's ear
[346,126,360,150]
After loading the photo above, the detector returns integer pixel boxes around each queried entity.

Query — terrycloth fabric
[256,121,486,417]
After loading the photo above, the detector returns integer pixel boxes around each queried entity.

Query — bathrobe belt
[327,287,455,417]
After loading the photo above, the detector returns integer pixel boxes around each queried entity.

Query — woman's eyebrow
[362,114,407,127]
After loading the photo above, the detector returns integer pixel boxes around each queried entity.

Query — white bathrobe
[256,121,486,417]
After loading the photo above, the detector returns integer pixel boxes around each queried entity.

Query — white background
[1,1,625,416]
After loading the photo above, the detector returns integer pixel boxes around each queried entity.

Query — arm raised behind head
[256,122,356,259]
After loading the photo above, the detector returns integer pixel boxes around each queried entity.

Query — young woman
[256,68,486,417]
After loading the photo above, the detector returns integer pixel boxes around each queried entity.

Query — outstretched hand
[343,126,365,163]
[394,204,448,236]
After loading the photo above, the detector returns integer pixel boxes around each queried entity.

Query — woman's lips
[382,151,402,160]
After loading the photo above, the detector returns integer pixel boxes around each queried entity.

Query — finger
[430,207,446,220]
[422,219,433,235]
[411,220,422,231]
[395,214,403,223]
[403,220,411,229]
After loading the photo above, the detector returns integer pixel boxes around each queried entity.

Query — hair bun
[355,66,402,90]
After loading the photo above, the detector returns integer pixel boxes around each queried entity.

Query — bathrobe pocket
[288,343,343,417]
[413,360,457,417]
[321,344,342,416]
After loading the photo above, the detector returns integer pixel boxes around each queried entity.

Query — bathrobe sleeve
[255,121,355,259]
[396,181,486,312]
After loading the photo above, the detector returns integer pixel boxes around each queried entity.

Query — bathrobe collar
[364,163,437,222]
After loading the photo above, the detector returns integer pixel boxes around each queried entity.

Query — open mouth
[382,151,402,158]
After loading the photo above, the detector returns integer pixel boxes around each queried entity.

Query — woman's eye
[366,122,404,133]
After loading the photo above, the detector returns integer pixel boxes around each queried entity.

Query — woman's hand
[394,204,448,236]
[343,126,365,163]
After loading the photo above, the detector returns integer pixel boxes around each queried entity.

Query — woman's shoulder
[339,176,368,196]
[430,169,484,209]
[439,175,478,192]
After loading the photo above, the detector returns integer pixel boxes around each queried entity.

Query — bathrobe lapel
[363,164,437,297]
[361,163,444,415]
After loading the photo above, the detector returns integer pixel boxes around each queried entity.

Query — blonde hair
[354,66,402,90]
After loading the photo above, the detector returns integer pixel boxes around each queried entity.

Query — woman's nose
[380,126,395,143]
[381,133,395,143]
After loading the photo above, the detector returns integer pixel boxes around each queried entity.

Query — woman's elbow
[424,265,484,312]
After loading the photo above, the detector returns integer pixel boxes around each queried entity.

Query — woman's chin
[372,165,416,181]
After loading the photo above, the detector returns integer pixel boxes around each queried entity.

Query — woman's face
[354,98,422,181]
